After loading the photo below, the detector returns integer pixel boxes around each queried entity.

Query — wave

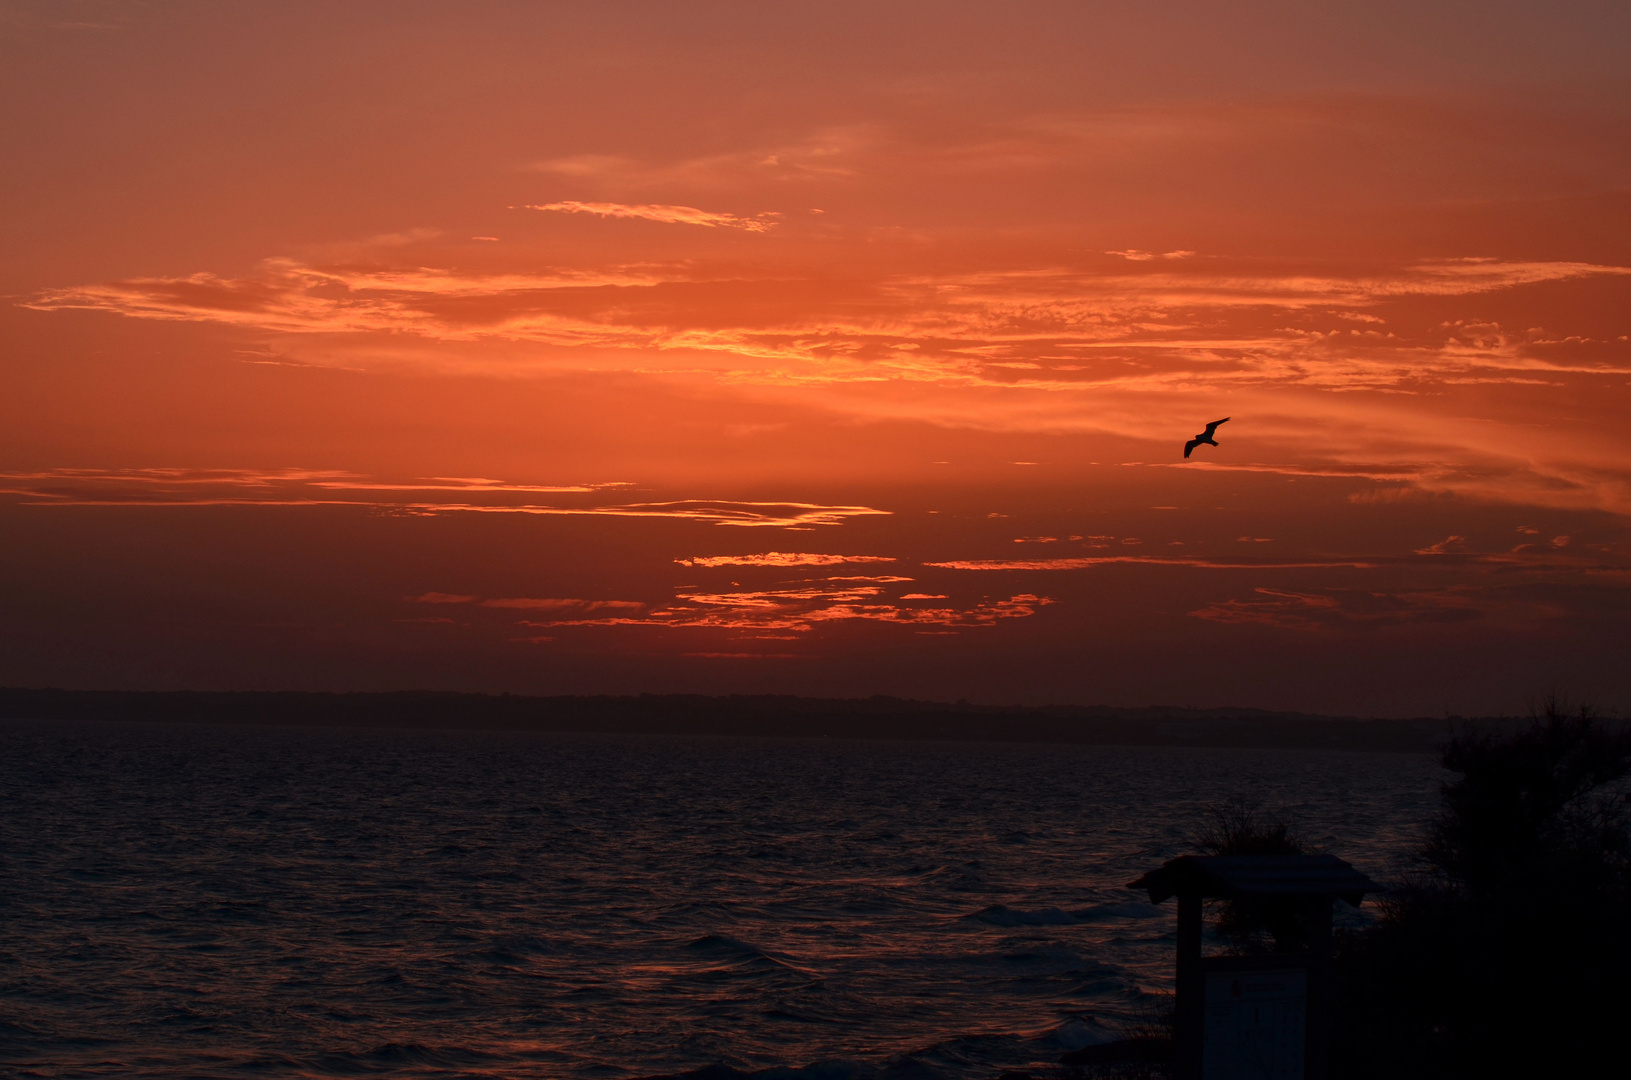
[465,932,563,965]
[961,905,1082,927]
[683,934,818,980]
[1071,900,1162,921]
[630,1057,950,1080]
[276,1041,505,1074]
[960,900,1161,928]
[635,1016,1129,1080]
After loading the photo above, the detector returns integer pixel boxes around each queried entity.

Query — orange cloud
[0,468,613,504]
[514,579,1053,635]
[0,470,888,527]
[309,477,622,494]
[822,575,915,583]
[480,598,644,611]
[519,201,779,232]
[407,500,889,528]
[27,258,1628,391]
[925,556,1380,571]
[527,131,862,189]
[676,552,896,567]
[0,472,844,541]
[402,576,1066,644]
[1414,535,1470,555]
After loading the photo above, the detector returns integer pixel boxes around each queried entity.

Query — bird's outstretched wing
[1203,417,1231,437]
[1183,438,1201,458]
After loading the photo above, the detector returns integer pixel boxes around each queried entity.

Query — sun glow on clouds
[7,3,1631,712]
[404,580,1052,639]
[519,587,1053,635]
[25,254,1631,515]
[28,258,1628,388]
[26,253,1631,516]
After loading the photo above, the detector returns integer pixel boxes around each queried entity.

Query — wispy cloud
[676,552,895,567]
[926,550,1627,574]
[26,258,1627,393]
[925,555,1380,571]
[407,571,1053,640]
[519,582,1052,634]
[0,468,614,502]
[310,476,619,494]
[1414,535,1470,555]
[519,201,779,232]
[0,469,889,527]
[480,598,644,611]
[404,500,889,528]
[527,131,862,189]
[1106,250,1194,261]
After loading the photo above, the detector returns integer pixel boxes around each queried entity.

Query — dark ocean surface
[0,720,1443,1079]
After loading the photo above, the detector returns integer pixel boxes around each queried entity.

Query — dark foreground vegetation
[1331,702,1631,1079]
[1055,700,1631,1080]
[0,686,1514,751]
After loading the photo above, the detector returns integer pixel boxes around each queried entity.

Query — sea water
[0,720,1442,1079]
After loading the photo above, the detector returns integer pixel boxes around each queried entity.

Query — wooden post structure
[1303,895,1334,1080]
[1175,890,1204,1080]
[1127,854,1382,1080]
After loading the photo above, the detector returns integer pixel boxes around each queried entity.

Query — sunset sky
[4,1,1629,715]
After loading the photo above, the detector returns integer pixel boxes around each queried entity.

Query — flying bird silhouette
[1184,417,1230,458]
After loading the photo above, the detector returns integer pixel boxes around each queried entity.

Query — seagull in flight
[1184,417,1230,459]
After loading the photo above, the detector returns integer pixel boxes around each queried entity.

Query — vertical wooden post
[1175,890,1203,1080]
[1304,895,1334,1080]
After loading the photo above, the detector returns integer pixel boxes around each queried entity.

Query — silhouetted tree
[1192,797,1311,951]
[1333,700,1631,1079]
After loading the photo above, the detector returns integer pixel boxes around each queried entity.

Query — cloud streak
[925,555,1381,571]
[405,576,1054,638]
[519,201,779,231]
[676,552,895,567]
[401,500,888,528]
[0,469,889,527]
[481,598,644,612]
[521,584,1053,634]
[25,258,1629,393]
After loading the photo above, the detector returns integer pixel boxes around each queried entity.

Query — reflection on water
[0,721,1441,1078]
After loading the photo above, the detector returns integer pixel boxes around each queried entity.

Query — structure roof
[1127,854,1385,906]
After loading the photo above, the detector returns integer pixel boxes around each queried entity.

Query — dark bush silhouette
[1332,701,1631,1079]
[1192,797,1312,951]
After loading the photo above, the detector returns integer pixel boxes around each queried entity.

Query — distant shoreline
[0,687,1548,753]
